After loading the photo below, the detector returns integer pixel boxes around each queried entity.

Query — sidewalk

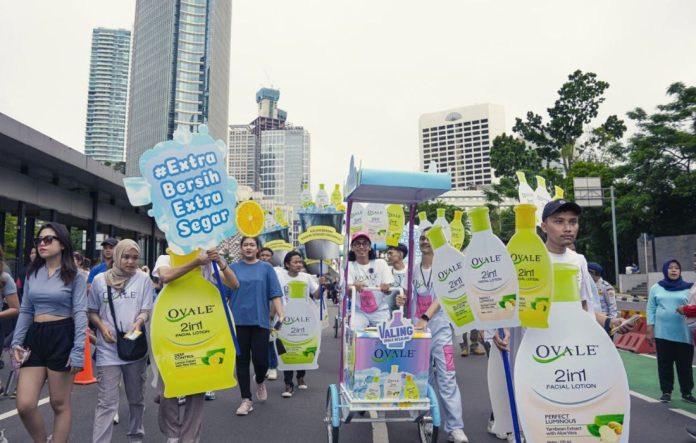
[620,349,696,417]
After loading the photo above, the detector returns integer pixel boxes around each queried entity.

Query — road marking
[630,390,659,403]
[0,396,50,421]
[369,410,389,443]
[670,408,696,421]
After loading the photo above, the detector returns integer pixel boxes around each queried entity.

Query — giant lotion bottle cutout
[534,176,553,225]
[464,207,519,329]
[516,171,535,204]
[507,204,553,328]
[426,225,476,332]
[386,204,405,247]
[515,264,630,443]
[152,250,237,398]
[433,208,451,243]
[277,281,321,370]
[365,203,388,243]
[449,210,466,251]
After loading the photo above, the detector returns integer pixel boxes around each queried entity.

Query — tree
[512,70,626,175]
[612,82,696,238]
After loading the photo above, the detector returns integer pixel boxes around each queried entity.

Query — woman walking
[229,237,285,416]
[276,251,319,398]
[88,240,153,442]
[12,222,87,443]
[646,259,696,403]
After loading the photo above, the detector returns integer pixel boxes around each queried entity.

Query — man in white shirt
[540,200,630,334]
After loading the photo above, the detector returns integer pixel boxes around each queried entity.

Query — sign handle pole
[499,327,521,442]
[212,261,240,356]
[319,260,324,320]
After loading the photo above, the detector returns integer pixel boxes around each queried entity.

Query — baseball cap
[587,262,603,275]
[387,243,408,258]
[541,199,582,221]
[101,237,118,247]
[350,231,371,244]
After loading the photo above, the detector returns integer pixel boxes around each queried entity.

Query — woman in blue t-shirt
[229,236,285,416]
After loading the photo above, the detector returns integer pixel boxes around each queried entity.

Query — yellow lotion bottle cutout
[450,210,466,251]
[433,208,451,242]
[506,204,553,328]
[331,184,342,208]
[386,204,405,247]
[151,249,237,398]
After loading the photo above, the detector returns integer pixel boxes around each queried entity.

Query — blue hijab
[658,259,693,292]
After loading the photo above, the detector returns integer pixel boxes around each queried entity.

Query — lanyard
[419,264,433,295]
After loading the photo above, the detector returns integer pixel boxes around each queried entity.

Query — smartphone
[273,320,283,331]
[611,314,641,334]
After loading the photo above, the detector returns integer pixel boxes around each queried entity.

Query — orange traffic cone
[74,329,96,385]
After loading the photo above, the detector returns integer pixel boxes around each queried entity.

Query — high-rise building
[227,124,256,187]
[84,28,131,163]
[259,127,311,212]
[125,0,232,176]
[419,104,505,189]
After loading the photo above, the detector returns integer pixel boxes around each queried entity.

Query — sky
[1,0,695,194]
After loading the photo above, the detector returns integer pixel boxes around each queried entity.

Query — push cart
[324,158,452,442]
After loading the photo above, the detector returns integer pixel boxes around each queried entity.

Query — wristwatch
[420,314,430,322]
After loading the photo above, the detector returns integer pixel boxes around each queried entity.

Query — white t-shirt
[548,249,597,314]
[276,270,319,305]
[390,266,408,291]
[88,272,153,366]
[347,259,393,287]
[152,255,214,285]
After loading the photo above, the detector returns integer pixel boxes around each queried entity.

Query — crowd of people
[1,198,695,441]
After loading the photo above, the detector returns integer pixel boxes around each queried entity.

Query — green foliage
[511,70,626,174]
[613,82,696,238]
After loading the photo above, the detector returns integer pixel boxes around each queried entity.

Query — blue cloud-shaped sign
[123,125,238,254]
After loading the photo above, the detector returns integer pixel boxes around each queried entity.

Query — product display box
[344,328,432,401]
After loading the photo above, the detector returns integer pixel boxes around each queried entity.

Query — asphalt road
[0,303,695,442]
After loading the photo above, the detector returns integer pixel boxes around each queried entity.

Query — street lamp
[573,177,620,289]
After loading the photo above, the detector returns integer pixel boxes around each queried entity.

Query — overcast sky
[1,0,695,194]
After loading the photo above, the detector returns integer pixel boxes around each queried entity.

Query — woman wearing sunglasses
[11,222,88,443]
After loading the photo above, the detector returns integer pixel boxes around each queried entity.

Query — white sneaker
[236,399,253,416]
[266,368,278,380]
[205,391,216,401]
[487,419,508,439]
[113,411,119,424]
[256,382,268,401]
[507,432,526,443]
[448,429,469,443]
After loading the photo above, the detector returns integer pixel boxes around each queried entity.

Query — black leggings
[655,338,694,396]
[236,325,270,399]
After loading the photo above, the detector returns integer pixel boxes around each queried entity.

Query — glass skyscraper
[259,127,311,212]
[125,0,231,176]
[84,28,131,163]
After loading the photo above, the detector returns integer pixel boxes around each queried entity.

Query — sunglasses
[34,235,59,246]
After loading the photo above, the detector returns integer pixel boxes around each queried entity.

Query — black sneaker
[686,426,696,440]
[683,394,696,404]
[660,393,671,403]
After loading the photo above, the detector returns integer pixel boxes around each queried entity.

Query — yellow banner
[298,225,344,245]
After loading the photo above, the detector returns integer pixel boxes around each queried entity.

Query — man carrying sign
[153,248,238,443]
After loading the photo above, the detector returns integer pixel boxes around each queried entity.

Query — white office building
[228,125,256,187]
[419,103,505,189]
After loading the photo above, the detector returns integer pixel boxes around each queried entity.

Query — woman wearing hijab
[646,259,696,404]
[88,239,153,443]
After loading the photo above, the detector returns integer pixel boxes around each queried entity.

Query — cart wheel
[418,416,438,443]
[325,385,340,442]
